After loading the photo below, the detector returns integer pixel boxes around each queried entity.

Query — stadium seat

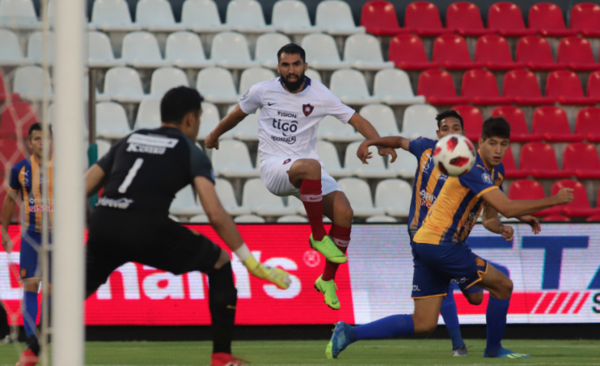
[531,106,582,142]
[0,0,39,29]
[103,67,145,103]
[239,67,275,95]
[508,180,560,216]
[302,34,350,70]
[149,67,189,97]
[211,140,259,178]
[96,139,111,159]
[337,178,385,217]
[432,34,482,70]
[446,2,492,36]
[0,138,26,168]
[226,104,258,141]
[0,72,18,103]
[359,104,400,136]
[0,29,32,66]
[474,35,524,71]
[461,69,513,105]
[528,3,577,37]
[88,31,125,68]
[557,37,600,72]
[305,68,322,83]
[254,33,291,69]
[373,68,425,105]
[491,106,539,142]
[234,214,266,223]
[316,140,351,178]
[404,1,449,36]
[286,195,307,216]
[189,214,209,223]
[589,71,600,102]
[211,32,260,70]
[95,102,131,139]
[121,32,171,68]
[551,180,599,217]
[170,186,204,216]
[546,70,596,105]
[225,0,274,34]
[375,179,411,217]
[388,33,438,70]
[451,105,482,141]
[242,178,296,216]
[360,0,405,36]
[570,3,600,37]
[487,2,535,37]
[366,215,397,222]
[196,67,239,104]
[344,34,394,71]
[541,214,571,222]
[165,31,215,69]
[0,101,37,139]
[515,36,563,71]
[502,145,529,179]
[402,104,438,139]
[315,0,365,35]
[198,102,228,140]
[575,107,600,142]
[277,215,309,223]
[345,142,396,178]
[13,66,53,101]
[391,149,418,179]
[181,0,230,33]
[214,178,251,216]
[417,69,468,105]
[503,69,555,105]
[134,98,161,129]
[519,142,571,178]
[26,31,55,64]
[89,0,141,31]
[562,142,600,179]
[330,69,381,105]
[135,0,184,32]
[272,0,319,35]
[317,115,362,142]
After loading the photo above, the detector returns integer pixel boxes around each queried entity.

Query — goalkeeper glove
[235,244,291,289]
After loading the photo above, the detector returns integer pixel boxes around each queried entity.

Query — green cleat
[309,235,347,264]
[315,275,341,310]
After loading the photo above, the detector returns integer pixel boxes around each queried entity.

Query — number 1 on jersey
[118,158,144,193]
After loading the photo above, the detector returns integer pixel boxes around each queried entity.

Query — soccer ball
[433,134,476,177]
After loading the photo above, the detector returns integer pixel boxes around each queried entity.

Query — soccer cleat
[15,349,38,366]
[484,347,530,358]
[453,344,468,356]
[309,235,347,264]
[326,321,355,359]
[315,275,341,310]
[210,352,248,366]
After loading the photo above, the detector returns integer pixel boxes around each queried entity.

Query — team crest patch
[475,257,485,267]
[481,173,493,184]
[283,158,291,165]
[21,268,27,278]
[302,103,314,116]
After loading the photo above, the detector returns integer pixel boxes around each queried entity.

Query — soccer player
[1,123,53,365]
[205,43,396,310]
[327,117,574,359]
[82,87,290,366]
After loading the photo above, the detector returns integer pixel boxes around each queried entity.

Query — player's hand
[553,188,574,205]
[378,147,397,163]
[518,215,541,234]
[357,142,373,164]
[1,229,12,253]
[205,132,219,150]
[500,225,514,241]
[243,257,291,289]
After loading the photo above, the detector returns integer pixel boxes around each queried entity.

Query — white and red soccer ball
[433,134,476,177]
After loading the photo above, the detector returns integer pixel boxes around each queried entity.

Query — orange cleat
[15,349,38,366]
[210,352,248,366]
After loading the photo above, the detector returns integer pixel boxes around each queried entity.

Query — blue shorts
[20,231,51,282]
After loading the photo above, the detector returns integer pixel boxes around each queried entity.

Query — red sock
[322,224,351,281]
[301,179,326,241]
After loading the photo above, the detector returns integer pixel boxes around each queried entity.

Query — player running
[205,43,396,310]
[1,123,53,366]
[327,117,574,359]
[82,86,290,366]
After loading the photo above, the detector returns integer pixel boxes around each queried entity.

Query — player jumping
[206,43,396,310]
[327,117,574,359]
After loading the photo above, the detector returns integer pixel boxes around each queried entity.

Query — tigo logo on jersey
[302,103,314,116]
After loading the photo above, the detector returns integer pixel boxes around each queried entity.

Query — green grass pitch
[1,339,598,365]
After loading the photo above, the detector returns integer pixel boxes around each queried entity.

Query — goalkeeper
[83,86,290,366]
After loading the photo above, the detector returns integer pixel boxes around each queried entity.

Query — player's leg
[440,282,467,355]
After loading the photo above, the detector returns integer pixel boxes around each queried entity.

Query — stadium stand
[445,1,492,37]
[503,69,554,105]
[135,0,185,32]
[121,31,172,68]
[461,69,513,105]
[570,2,600,37]
[366,215,398,222]
[165,31,215,69]
[502,146,529,179]
[242,178,296,217]
[374,178,412,217]
[13,66,53,101]
[211,32,260,69]
[401,104,438,139]
[170,186,205,216]
[391,149,418,179]
[552,180,598,217]
[359,104,400,136]
[195,67,239,104]
[287,195,307,216]
[214,178,251,216]
[150,67,189,97]
[360,0,404,36]
[254,32,292,69]
[474,34,524,71]
[103,67,146,103]
[315,0,365,36]
[417,68,467,105]
[0,101,37,139]
[0,0,39,29]
[88,31,126,68]
[316,140,352,179]
[197,102,227,140]
[301,33,350,70]
[373,68,425,105]
[330,69,381,105]
[432,34,482,70]
[546,70,596,105]
[89,0,141,32]
[181,0,230,33]
[227,105,259,141]
[556,37,600,72]
[388,33,437,70]
[345,142,397,178]
[515,35,563,71]
[575,107,600,142]
[0,137,27,168]
[491,106,540,142]
[528,2,577,37]
[508,180,560,217]
[589,71,600,101]
[234,214,266,223]
[451,104,482,142]
[211,140,259,178]
[344,34,394,71]
[277,215,309,223]
[531,106,581,142]
[239,67,275,94]
[338,178,385,218]
[487,2,535,36]
[0,29,33,67]
[225,0,274,34]
[316,115,362,142]
[404,1,449,36]
[562,143,600,179]
[519,142,571,179]
[95,102,132,140]
[272,0,319,36]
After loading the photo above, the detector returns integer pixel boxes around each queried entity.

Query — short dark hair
[277,43,306,63]
[28,122,51,139]
[481,117,511,140]
[160,86,203,124]
[435,110,464,129]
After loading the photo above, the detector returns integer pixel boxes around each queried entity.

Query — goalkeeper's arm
[194,176,291,289]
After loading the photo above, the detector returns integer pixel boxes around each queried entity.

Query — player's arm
[205,105,247,150]
[356,136,410,164]
[1,190,17,253]
[481,204,514,241]
[348,113,398,163]
[85,164,107,198]
[482,187,574,218]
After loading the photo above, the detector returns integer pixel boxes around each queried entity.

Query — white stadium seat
[242,178,296,216]
[210,32,260,69]
[13,66,53,101]
[277,215,308,223]
[305,68,322,83]
[121,31,172,68]
[234,214,266,223]
[374,69,425,105]
[227,105,259,141]
[317,115,362,142]
[26,31,55,64]
[181,0,230,33]
[134,98,162,129]
[366,215,398,222]
[211,140,259,178]
[345,142,396,178]
[103,67,146,103]
[402,104,438,139]
[215,178,252,215]
[0,29,32,66]
[375,179,412,217]
[165,31,215,69]
[359,104,400,136]
[96,102,132,139]
[135,0,185,32]
[255,33,291,69]
[344,34,393,71]
[317,140,352,178]
[330,69,381,105]
[272,0,319,35]
[169,215,181,222]
[302,34,350,70]
[170,186,204,216]
[337,178,385,217]
[0,0,39,29]
[96,139,112,159]
[189,214,209,223]
[90,0,141,31]
[315,0,365,36]
[225,0,274,34]
[150,67,189,97]
[198,102,233,140]
[287,195,306,216]
[390,149,418,179]
[88,31,126,68]
[196,67,239,104]
[239,67,275,94]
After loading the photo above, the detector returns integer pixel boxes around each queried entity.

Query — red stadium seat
[361,1,406,36]
[563,142,600,179]
[474,34,524,70]
[575,107,600,142]
[503,69,556,105]
[515,36,563,71]
[586,214,600,222]
[388,34,438,70]
[557,37,600,72]
[417,69,468,105]
[546,70,596,105]
[588,71,600,101]
[404,1,450,36]
[491,106,541,142]
[542,214,571,222]
[432,34,483,70]
[0,138,27,172]
[0,102,38,139]
[528,3,577,37]
[0,72,19,103]
[531,106,583,142]
[446,2,492,36]
[520,142,571,178]
[502,145,529,178]
[508,180,560,216]
[570,3,600,37]
[487,2,535,37]
[451,105,482,141]
[551,180,599,217]
[461,69,513,105]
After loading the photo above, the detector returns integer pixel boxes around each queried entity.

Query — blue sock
[486,296,510,356]
[23,291,39,337]
[441,291,464,349]
[355,314,414,340]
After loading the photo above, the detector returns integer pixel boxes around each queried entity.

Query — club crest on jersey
[302,103,314,116]
[481,173,493,184]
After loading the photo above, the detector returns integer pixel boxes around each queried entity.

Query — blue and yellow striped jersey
[8,156,54,233]
[413,150,504,245]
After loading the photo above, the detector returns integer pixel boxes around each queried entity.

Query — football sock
[0,301,9,338]
[354,314,414,341]
[23,291,38,338]
[485,296,510,356]
[322,225,351,281]
[208,262,237,355]
[440,290,464,349]
[300,179,326,241]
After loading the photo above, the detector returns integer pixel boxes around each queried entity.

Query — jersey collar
[278,76,312,93]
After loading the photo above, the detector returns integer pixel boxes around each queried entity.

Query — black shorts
[86,208,222,294]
